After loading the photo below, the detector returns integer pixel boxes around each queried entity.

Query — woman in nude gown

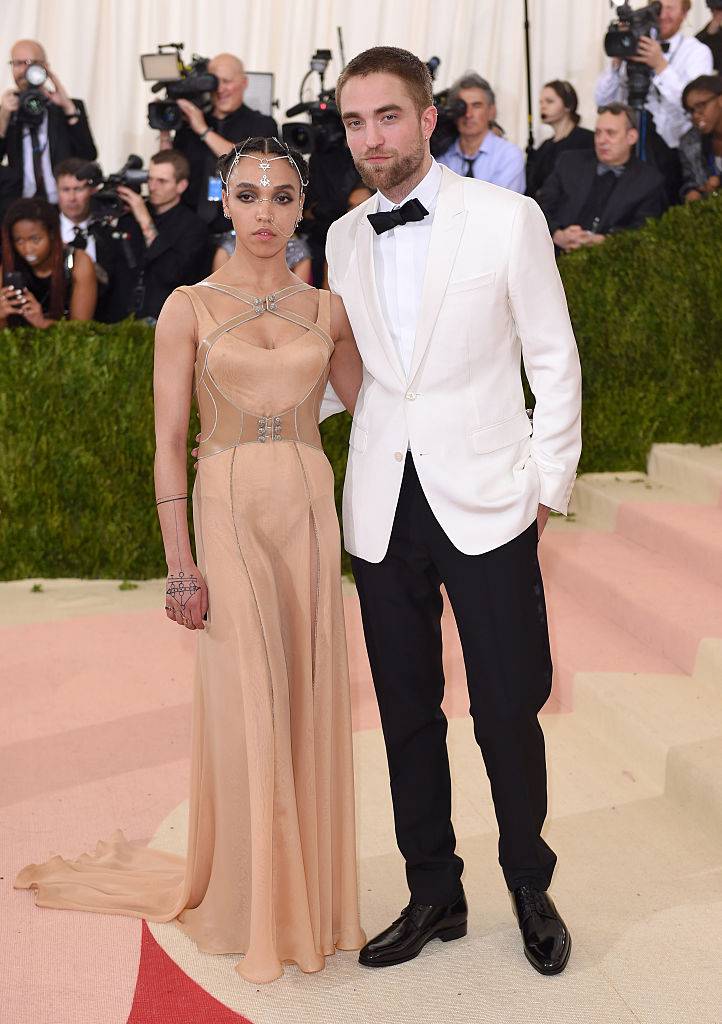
[15,137,366,984]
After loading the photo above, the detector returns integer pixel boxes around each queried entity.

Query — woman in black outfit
[526,81,594,200]
[0,197,96,328]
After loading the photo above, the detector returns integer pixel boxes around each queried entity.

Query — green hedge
[2,196,721,580]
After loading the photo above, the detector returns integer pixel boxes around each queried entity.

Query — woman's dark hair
[217,137,310,193]
[682,74,722,112]
[1,198,65,320]
[544,80,581,125]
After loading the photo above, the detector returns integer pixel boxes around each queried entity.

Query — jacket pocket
[471,410,532,454]
[349,422,368,453]
[446,270,496,296]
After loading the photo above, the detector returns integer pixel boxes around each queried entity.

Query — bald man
[0,39,96,213]
[167,52,278,236]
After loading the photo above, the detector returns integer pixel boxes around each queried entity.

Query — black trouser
[351,455,556,905]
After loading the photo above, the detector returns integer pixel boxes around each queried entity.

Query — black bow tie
[367,198,428,235]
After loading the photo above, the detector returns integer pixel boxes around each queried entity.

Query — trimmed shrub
[1,197,720,579]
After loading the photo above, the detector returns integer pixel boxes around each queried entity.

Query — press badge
[207,175,223,202]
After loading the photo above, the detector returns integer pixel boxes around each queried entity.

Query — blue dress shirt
[438,132,526,193]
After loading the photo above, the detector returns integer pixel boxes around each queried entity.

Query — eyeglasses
[686,96,718,116]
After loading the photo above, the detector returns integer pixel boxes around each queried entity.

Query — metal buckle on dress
[257,415,268,443]
[265,294,278,313]
[272,415,282,441]
[252,296,264,315]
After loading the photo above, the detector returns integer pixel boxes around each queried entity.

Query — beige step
[647,443,722,504]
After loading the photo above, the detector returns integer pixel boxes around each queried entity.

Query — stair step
[665,734,722,842]
[572,670,722,792]
[616,502,722,589]
[568,472,694,531]
[543,577,679,710]
[693,639,722,698]
[647,443,722,504]
[540,530,722,675]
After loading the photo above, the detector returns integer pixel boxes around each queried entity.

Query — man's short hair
[335,46,433,115]
[448,72,495,108]
[597,103,638,131]
[53,157,90,181]
[682,0,692,13]
[150,149,190,183]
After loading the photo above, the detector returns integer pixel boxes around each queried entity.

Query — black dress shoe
[359,892,468,967]
[511,885,571,975]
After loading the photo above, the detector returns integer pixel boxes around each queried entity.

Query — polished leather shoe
[359,892,468,967]
[511,885,571,975]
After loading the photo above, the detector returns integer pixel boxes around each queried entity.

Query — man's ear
[628,127,639,148]
[177,178,189,197]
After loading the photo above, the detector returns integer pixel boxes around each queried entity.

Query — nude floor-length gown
[15,282,366,983]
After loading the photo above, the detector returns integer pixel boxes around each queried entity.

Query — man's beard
[355,131,427,194]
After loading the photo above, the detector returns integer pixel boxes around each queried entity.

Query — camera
[282,50,345,154]
[14,62,51,126]
[707,0,722,9]
[141,43,218,131]
[604,2,663,108]
[75,155,149,221]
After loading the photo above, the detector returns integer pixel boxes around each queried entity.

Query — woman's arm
[69,249,98,321]
[328,292,362,415]
[154,290,208,630]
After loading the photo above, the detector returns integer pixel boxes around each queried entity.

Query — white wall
[0,0,714,172]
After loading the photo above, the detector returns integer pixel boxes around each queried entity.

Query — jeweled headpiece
[220,138,309,191]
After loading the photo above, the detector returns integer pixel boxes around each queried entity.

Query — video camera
[75,155,148,221]
[604,2,663,108]
[140,43,218,131]
[425,57,468,157]
[282,50,345,155]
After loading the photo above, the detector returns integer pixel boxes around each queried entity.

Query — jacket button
[394,452,403,462]
[405,391,416,401]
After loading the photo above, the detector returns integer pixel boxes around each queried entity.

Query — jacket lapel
[355,197,407,385]
[407,166,466,384]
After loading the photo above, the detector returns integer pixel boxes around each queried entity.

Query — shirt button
[405,391,416,401]
[394,452,404,462]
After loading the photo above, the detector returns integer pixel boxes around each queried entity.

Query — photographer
[437,73,525,192]
[54,157,142,322]
[698,1,722,73]
[0,196,96,327]
[595,1,712,200]
[162,53,277,238]
[537,104,668,254]
[117,150,209,321]
[0,39,97,207]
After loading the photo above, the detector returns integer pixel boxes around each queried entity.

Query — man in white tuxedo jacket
[326,47,582,976]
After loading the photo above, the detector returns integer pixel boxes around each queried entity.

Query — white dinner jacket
[325,164,582,564]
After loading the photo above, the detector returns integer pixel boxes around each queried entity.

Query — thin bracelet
[156,494,187,506]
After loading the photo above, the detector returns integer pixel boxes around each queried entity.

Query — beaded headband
[220,138,309,191]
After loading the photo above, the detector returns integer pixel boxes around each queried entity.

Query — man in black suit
[116,149,209,322]
[537,103,668,254]
[0,39,96,212]
[160,53,278,240]
[55,157,142,323]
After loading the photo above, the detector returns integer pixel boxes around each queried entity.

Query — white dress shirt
[595,32,714,149]
[21,111,58,203]
[60,212,97,262]
[373,159,443,380]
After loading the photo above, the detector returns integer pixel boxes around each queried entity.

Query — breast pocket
[446,270,496,296]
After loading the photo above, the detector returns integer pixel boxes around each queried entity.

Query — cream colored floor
[146,713,722,1024]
